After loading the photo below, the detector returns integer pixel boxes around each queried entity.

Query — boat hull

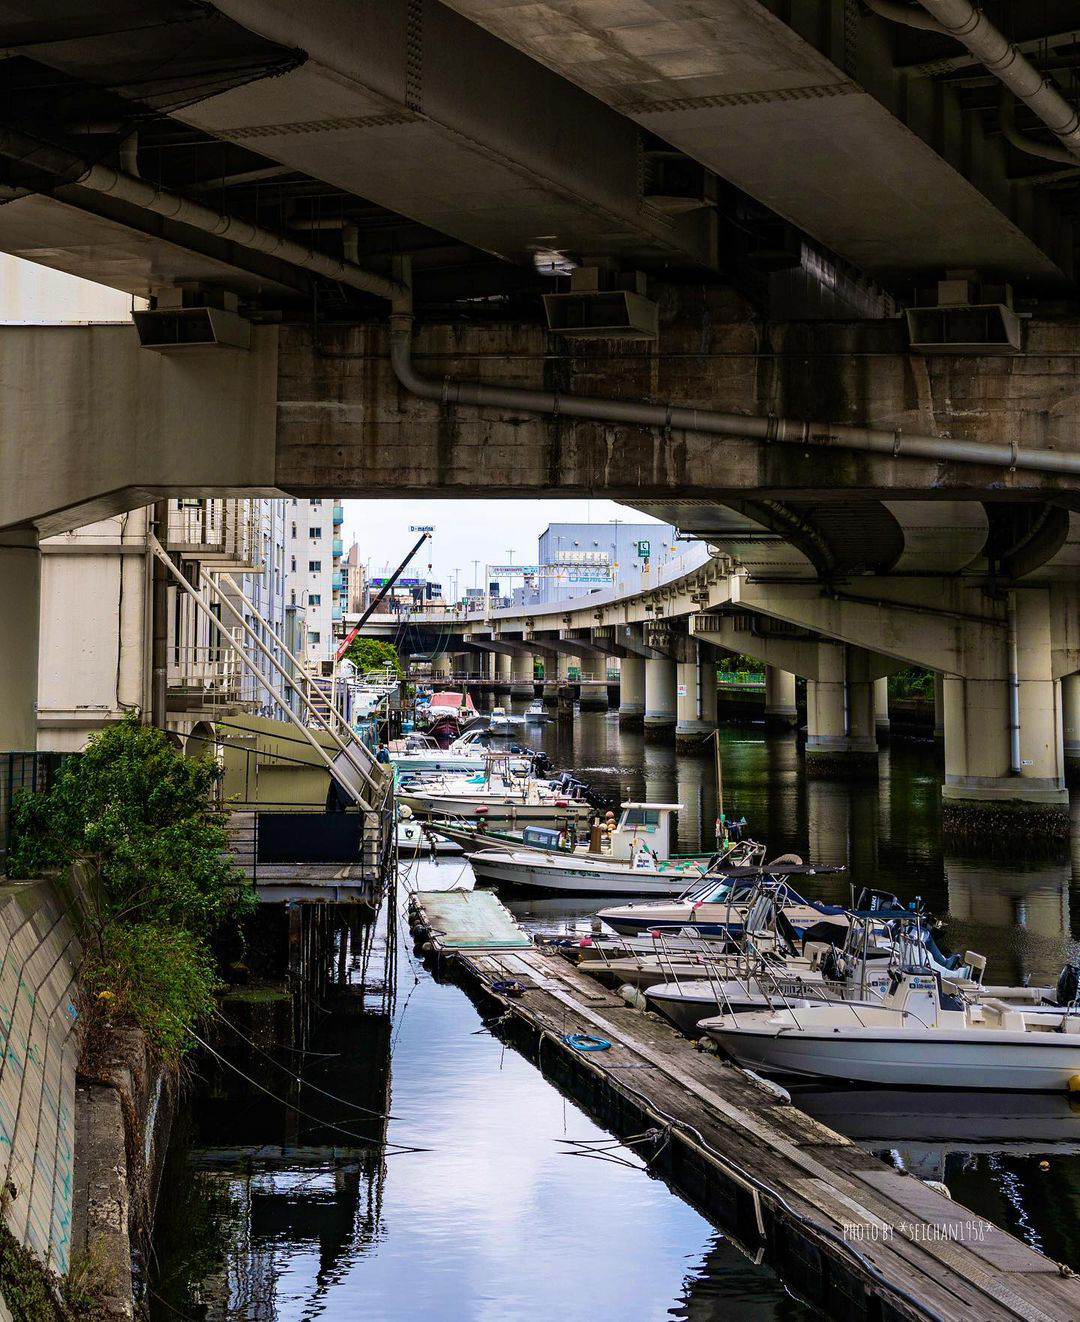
[401,795,591,829]
[468,852,697,897]
[707,1023,1080,1091]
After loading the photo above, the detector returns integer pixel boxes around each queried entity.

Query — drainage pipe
[0,125,406,303]
[387,286,1080,479]
[999,90,1078,167]
[912,0,1080,162]
[1006,593,1022,775]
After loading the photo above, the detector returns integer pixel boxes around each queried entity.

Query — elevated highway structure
[4,3,1080,847]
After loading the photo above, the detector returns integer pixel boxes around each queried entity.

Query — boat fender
[563,1033,611,1052]
[922,1180,952,1200]
[694,1037,719,1054]
[618,983,648,1011]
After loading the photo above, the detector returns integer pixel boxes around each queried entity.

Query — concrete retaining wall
[0,880,81,1277]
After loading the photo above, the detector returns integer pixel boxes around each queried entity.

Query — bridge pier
[676,644,717,750]
[432,655,451,682]
[644,658,677,738]
[578,679,609,712]
[493,653,512,694]
[618,656,645,728]
[1063,674,1080,776]
[875,677,890,743]
[933,673,945,744]
[763,666,797,731]
[805,646,879,778]
[0,529,40,751]
[941,595,1069,839]
[510,652,535,699]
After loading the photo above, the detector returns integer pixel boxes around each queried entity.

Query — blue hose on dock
[563,1033,611,1052]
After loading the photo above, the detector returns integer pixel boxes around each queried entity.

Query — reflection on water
[154,705,1080,1312]
[152,865,806,1320]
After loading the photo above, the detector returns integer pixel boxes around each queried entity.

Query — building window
[310,498,322,506]
[309,594,321,605]
[308,630,321,644]
[309,560,321,572]
[290,590,296,605]
[291,522,297,538]
[309,527,322,539]
[290,555,296,572]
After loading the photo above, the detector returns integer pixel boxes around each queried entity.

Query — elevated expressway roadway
[4,2,1080,844]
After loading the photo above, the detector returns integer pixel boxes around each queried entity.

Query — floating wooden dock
[408,889,1080,1322]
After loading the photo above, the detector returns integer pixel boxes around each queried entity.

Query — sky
[341,498,662,592]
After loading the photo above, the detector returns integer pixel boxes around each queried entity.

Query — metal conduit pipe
[0,125,406,304]
[387,282,1080,478]
[913,0,1080,161]
[863,0,946,34]
[999,90,1079,167]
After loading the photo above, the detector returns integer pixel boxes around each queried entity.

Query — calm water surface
[152,704,1080,1317]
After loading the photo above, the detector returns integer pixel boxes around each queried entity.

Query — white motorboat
[596,863,845,937]
[398,758,592,828]
[387,731,531,775]
[525,700,548,722]
[467,803,736,897]
[488,705,525,734]
[396,818,462,855]
[701,968,1080,1092]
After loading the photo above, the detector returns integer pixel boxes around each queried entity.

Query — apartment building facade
[286,498,346,665]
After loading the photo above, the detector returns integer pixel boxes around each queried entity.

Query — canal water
[151,706,1080,1317]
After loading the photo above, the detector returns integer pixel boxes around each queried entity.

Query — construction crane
[335,531,431,662]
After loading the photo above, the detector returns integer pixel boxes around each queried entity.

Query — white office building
[285,498,346,664]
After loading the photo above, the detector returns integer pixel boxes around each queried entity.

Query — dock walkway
[408,888,1080,1322]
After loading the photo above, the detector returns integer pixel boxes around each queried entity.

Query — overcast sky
[342,498,663,591]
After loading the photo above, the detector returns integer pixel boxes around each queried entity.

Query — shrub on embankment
[8,712,254,1067]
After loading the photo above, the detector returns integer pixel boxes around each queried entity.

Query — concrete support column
[510,652,534,698]
[644,658,677,737]
[619,656,645,728]
[494,653,512,693]
[942,590,1068,838]
[1063,674,1080,774]
[432,654,451,681]
[763,666,797,730]
[676,644,717,750]
[805,645,878,778]
[933,672,945,743]
[0,530,40,751]
[874,677,890,742]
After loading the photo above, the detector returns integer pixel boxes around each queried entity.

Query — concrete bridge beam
[676,641,718,750]
[764,666,797,731]
[645,658,678,737]
[0,529,39,751]
[805,646,879,778]
[941,590,1069,838]
[619,656,645,729]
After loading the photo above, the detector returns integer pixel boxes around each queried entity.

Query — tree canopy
[345,636,403,678]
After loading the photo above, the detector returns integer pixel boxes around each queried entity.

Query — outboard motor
[820,946,849,984]
[1057,963,1080,1008]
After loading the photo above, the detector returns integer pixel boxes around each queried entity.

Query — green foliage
[345,636,402,678]
[81,923,220,1065]
[8,713,252,937]
[60,1238,115,1321]
[717,654,764,675]
[890,667,934,700]
[0,1217,63,1321]
[8,713,252,1064]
